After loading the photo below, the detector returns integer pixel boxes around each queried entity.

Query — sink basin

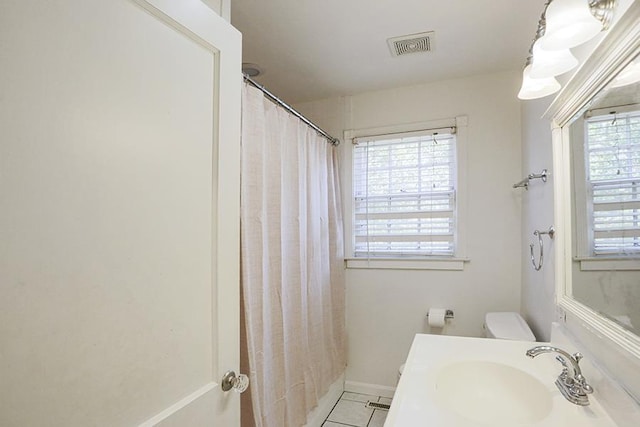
[386,335,619,427]
[435,361,553,425]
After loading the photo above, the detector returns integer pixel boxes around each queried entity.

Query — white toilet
[484,311,536,341]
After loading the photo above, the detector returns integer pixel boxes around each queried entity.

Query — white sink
[435,361,552,424]
[385,334,619,427]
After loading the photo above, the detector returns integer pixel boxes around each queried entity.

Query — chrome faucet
[526,345,594,406]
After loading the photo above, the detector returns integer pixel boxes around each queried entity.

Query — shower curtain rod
[243,74,340,146]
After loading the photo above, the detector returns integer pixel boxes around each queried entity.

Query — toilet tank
[484,312,536,341]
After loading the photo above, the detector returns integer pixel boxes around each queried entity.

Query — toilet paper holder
[426,309,454,319]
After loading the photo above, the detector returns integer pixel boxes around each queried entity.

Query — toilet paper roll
[428,308,447,328]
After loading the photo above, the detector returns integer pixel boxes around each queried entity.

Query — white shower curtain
[240,83,346,427]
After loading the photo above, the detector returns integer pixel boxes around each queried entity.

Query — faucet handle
[572,352,583,363]
[575,374,594,394]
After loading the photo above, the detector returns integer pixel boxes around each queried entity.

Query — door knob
[221,370,249,393]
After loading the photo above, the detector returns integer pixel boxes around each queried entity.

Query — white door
[0,1,242,426]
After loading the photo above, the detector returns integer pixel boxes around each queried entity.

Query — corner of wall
[519,97,556,342]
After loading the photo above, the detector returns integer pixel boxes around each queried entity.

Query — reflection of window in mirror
[571,82,640,267]
[585,110,640,256]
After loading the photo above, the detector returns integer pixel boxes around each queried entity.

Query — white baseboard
[303,372,345,427]
[344,381,396,399]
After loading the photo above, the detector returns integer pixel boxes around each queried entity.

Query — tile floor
[322,392,392,427]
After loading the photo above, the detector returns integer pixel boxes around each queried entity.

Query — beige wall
[296,70,524,388]
[520,97,556,341]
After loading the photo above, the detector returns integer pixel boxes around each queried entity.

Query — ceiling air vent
[387,31,434,57]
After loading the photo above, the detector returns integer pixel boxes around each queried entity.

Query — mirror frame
[546,2,640,357]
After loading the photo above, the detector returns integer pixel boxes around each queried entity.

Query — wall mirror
[568,52,640,337]
[548,2,640,357]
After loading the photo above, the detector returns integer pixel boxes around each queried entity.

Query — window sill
[575,257,640,271]
[345,257,469,271]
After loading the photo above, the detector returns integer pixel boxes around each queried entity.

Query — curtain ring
[530,230,544,271]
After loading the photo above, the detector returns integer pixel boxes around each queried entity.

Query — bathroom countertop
[385,334,619,427]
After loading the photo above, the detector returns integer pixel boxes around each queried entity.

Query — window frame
[343,116,468,270]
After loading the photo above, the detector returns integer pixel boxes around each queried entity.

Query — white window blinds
[585,111,640,255]
[353,129,457,257]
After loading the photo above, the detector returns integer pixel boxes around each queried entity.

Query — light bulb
[518,64,561,100]
[530,40,579,78]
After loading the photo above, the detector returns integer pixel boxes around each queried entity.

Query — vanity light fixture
[518,57,562,100]
[518,0,618,100]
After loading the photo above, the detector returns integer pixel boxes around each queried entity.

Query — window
[352,127,457,258]
[585,110,640,256]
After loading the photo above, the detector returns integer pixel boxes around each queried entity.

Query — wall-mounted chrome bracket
[514,169,548,190]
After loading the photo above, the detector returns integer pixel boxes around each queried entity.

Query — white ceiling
[231,0,548,104]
